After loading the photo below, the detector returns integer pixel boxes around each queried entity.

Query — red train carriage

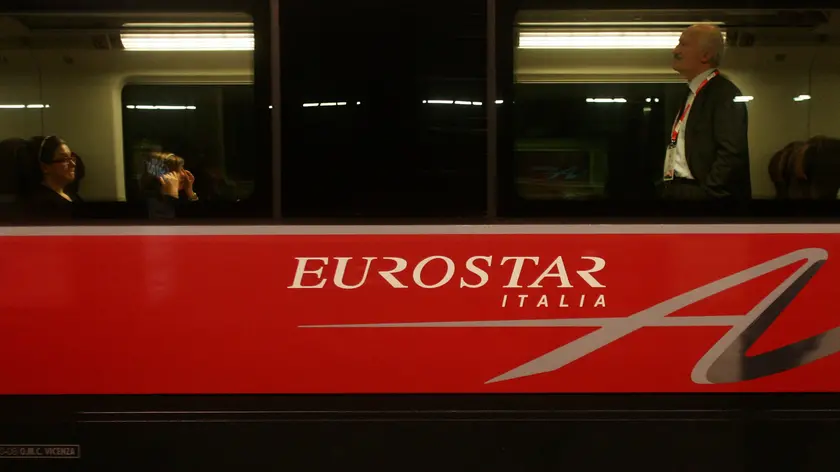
[2,0,840,469]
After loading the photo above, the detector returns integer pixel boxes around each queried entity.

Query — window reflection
[279,0,487,218]
[515,83,686,200]
[0,10,266,222]
[512,9,840,203]
[122,84,257,204]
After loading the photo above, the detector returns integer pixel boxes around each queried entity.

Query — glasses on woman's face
[50,157,76,166]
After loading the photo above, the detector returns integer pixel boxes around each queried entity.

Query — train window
[497,7,840,216]
[0,7,271,222]
[122,84,257,203]
[514,82,686,201]
[278,0,487,218]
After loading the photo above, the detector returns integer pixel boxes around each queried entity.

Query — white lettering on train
[460,256,492,288]
[288,257,329,289]
[501,293,606,308]
[301,249,838,386]
[287,256,606,290]
[414,256,456,289]
[44,447,75,456]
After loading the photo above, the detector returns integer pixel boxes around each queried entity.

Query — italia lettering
[501,293,606,309]
[288,255,606,289]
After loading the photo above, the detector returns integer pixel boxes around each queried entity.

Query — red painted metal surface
[1,229,839,393]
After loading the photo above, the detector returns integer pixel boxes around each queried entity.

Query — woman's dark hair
[768,136,840,200]
[803,136,840,199]
[27,135,67,165]
[768,141,807,199]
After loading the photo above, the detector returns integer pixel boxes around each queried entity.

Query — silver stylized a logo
[301,248,840,385]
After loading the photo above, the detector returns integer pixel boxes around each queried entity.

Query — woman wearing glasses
[20,135,81,219]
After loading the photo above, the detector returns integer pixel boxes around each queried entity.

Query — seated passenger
[803,136,840,199]
[20,135,81,219]
[140,151,198,218]
[768,137,840,199]
[768,141,808,199]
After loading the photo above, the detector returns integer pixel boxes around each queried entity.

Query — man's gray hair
[694,24,726,67]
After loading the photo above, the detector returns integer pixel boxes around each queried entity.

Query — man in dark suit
[661,24,751,200]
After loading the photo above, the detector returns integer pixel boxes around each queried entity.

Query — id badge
[663,144,676,181]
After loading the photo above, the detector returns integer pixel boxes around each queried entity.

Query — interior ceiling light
[518,21,725,27]
[422,100,483,106]
[120,22,254,51]
[586,98,627,103]
[519,30,724,49]
[302,102,353,107]
[126,105,196,110]
[0,104,50,109]
[123,22,253,28]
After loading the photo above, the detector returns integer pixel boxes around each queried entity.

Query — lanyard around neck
[670,69,719,144]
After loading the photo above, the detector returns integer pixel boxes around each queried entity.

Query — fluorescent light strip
[120,33,254,51]
[586,98,627,103]
[303,100,496,108]
[123,22,254,28]
[423,100,488,106]
[126,105,196,110]
[733,95,753,102]
[302,102,356,108]
[794,94,811,102]
[520,31,682,49]
[0,104,50,109]
[518,21,725,27]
